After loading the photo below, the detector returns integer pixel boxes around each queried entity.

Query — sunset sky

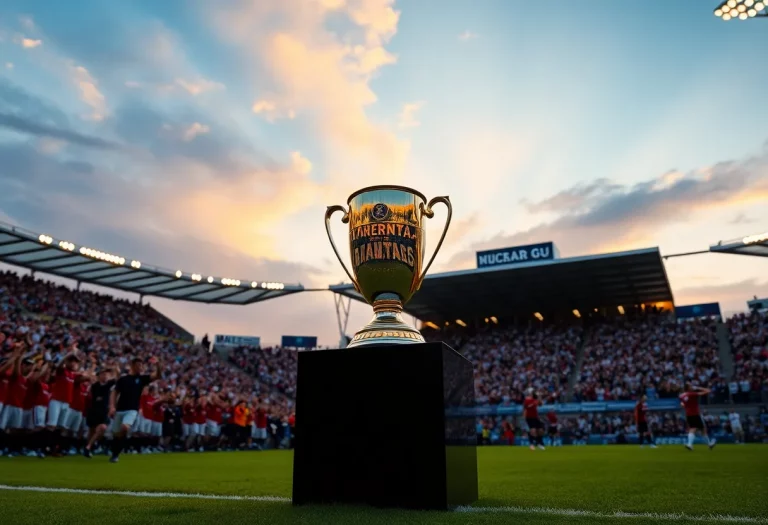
[1,0,766,346]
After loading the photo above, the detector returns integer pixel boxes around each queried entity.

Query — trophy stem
[346,293,425,348]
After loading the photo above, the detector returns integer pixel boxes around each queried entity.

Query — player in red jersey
[634,395,656,448]
[500,419,515,446]
[137,386,156,453]
[0,344,33,456]
[148,390,171,452]
[181,398,196,449]
[205,393,226,450]
[680,383,716,451]
[523,389,545,451]
[47,346,83,428]
[193,397,207,452]
[65,379,91,454]
[546,410,560,447]
[253,400,269,450]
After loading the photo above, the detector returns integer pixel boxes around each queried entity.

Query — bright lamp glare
[727,0,737,6]
[737,3,747,11]
[748,8,757,15]
[756,1,765,9]
[723,13,732,19]
[745,0,755,6]
[715,8,724,15]
[739,11,748,18]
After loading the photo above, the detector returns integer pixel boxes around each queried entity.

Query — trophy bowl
[325,185,451,347]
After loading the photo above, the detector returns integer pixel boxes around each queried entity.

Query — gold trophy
[325,185,452,347]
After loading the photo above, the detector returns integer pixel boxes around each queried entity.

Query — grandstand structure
[0,221,302,305]
[330,247,674,331]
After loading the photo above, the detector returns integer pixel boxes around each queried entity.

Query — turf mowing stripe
[0,484,290,502]
[1,485,764,523]
[455,506,768,523]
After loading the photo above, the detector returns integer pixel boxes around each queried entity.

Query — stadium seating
[727,310,768,404]
[575,315,722,402]
[0,270,180,337]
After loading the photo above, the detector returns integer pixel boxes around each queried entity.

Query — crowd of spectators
[0,271,295,439]
[575,315,722,402]
[727,310,768,403]
[0,271,180,338]
[457,324,581,405]
[228,345,298,399]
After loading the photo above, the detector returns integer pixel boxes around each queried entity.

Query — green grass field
[1,446,767,524]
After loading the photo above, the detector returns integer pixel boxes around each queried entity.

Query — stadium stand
[575,314,722,402]
[727,310,768,404]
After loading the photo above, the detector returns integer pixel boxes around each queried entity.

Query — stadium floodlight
[38,234,53,245]
[489,316,498,324]
[618,305,625,315]
[715,0,768,18]
[742,232,768,244]
[79,246,126,265]
[534,312,543,321]
[58,241,75,251]
[455,319,467,327]
[207,276,214,283]
[191,273,202,281]
[175,270,182,278]
[422,321,439,330]
[130,260,141,269]
[251,281,258,288]
[572,309,581,318]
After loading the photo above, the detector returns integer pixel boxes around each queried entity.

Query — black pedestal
[292,341,477,510]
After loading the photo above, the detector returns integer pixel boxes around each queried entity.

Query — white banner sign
[214,334,261,348]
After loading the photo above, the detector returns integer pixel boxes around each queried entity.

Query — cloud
[182,122,210,141]
[252,99,296,122]
[729,213,756,226]
[69,65,107,121]
[19,37,42,49]
[5,63,13,70]
[521,178,622,214]
[173,77,225,96]
[290,151,312,175]
[458,30,478,41]
[211,0,409,186]
[0,112,120,150]
[398,101,424,129]
[446,144,768,268]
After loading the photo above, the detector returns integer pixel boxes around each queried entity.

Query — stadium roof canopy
[0,221,303,305]
[329,247,674,323]
[709,232,768,259]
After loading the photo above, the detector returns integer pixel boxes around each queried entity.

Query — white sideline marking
[0,484,290,502]
[0,485,764,523]
[455,505,768,523]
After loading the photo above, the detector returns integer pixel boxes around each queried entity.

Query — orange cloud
[19,37,42,48]
[70,65,107,121]
[211,0,408,186]
[398,102,424,129]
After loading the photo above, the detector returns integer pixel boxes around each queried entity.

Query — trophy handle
[325,205,360,293]
[417,196,452,290]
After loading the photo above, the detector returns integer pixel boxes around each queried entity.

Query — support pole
[334,293,352,348]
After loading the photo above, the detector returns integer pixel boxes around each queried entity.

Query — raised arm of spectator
[695,386,711,396]
[109,386,119,418]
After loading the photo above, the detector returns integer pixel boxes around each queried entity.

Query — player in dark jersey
[523,389,545,451]
[680,383,716,451]
[634,395,656,448]
[83,367,117,458]
[108,357,162,463]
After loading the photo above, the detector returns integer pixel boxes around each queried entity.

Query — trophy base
[347,294,425,347]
